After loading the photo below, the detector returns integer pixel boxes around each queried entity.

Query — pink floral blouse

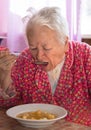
[0,41,91,126]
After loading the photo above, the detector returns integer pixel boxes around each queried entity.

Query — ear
[64,36,69,53]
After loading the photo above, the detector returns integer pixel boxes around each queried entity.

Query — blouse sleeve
[0,47,23,108]
[0,77,23,108]
[83,44,91,88]
[0,88,22,108]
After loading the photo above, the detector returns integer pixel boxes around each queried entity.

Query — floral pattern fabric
[0,41,91,126]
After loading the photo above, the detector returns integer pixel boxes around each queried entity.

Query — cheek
[48,49,63,64]
[30,51,37,58]
[46,54,56,65]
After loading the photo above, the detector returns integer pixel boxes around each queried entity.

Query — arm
[0,48,33,108]
[83,44,91,88]
[0,48,22,108]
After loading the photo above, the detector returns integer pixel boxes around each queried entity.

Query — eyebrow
[29,44,36,48]
[29,42,48,46]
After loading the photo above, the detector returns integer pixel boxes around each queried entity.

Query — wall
[0,0,28,52]
[0,0,9,36]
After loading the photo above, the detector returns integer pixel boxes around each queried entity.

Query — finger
[0,58,16,69]
[0,49,10,57]
[0,55,17,70]
[4,58,16,67]
[0,54,17,64]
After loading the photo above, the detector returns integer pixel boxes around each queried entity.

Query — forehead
[30,26,57,43]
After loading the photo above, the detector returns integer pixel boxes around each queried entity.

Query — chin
[44,66,52,72]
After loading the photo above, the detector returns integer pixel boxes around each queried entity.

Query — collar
[64,41,74,70]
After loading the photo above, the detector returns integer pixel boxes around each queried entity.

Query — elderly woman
[0,7,91,126]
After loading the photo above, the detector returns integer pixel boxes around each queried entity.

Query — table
[0,109,91,130]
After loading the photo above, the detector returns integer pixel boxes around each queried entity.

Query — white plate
[6,103,67,128]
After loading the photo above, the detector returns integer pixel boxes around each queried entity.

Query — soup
[16,110,56,120]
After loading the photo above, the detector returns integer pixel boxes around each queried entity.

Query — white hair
[26,7,69,44]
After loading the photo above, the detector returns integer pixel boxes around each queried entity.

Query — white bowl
[6,103,67,128]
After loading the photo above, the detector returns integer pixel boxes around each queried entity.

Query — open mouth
[35,61,48,66]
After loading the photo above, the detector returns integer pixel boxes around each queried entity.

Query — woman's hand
[0,53,17,71]
[0,48,17,91]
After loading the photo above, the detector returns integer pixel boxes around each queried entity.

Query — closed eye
[30,48,37,51]
[43,48,52,51]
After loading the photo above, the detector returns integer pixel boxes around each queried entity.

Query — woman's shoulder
[12,48,34,71]
[69,40,91,50]
[11,48,35,79]
[68,40,91,64]
[69,40,91,55]
[16,48,33,63]
[20,48,32,57]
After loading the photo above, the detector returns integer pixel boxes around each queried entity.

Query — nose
[36,49,44,61]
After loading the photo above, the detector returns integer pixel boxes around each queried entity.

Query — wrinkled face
[29,26,68,71]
